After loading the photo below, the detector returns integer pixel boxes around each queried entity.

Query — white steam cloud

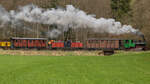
[0,4,140,38]
[0,5,10,27]
[47,29,61,38]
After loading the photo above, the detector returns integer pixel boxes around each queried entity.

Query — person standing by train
[48,40,54,48]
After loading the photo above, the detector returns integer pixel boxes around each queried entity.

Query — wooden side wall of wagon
[86,38,122,50]
[10,38,48,49]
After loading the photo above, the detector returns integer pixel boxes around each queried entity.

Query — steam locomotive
[0,37,146,50]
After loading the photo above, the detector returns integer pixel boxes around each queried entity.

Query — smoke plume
[0,4,142,38]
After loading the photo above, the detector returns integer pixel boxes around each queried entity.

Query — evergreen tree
[111,0,132,21]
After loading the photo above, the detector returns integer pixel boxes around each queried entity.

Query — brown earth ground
[0,49,148,56]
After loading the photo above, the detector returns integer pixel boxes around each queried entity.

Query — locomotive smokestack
[135,31,146,42]
[141,35,146,42]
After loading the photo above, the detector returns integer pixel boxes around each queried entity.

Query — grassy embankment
[0,50,149,84]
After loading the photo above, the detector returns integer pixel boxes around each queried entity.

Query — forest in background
[0,0,150,48]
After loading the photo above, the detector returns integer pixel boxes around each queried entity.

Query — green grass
[0,52,150,84]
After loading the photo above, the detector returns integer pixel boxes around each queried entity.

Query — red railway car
[51,41,83,49]
[71,42,83,48]
[11,37,48,49]
[51,41,64,48]
[86,38,121,49]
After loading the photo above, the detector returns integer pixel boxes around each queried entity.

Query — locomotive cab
[123,39,146,50]
[123,40,135,49]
